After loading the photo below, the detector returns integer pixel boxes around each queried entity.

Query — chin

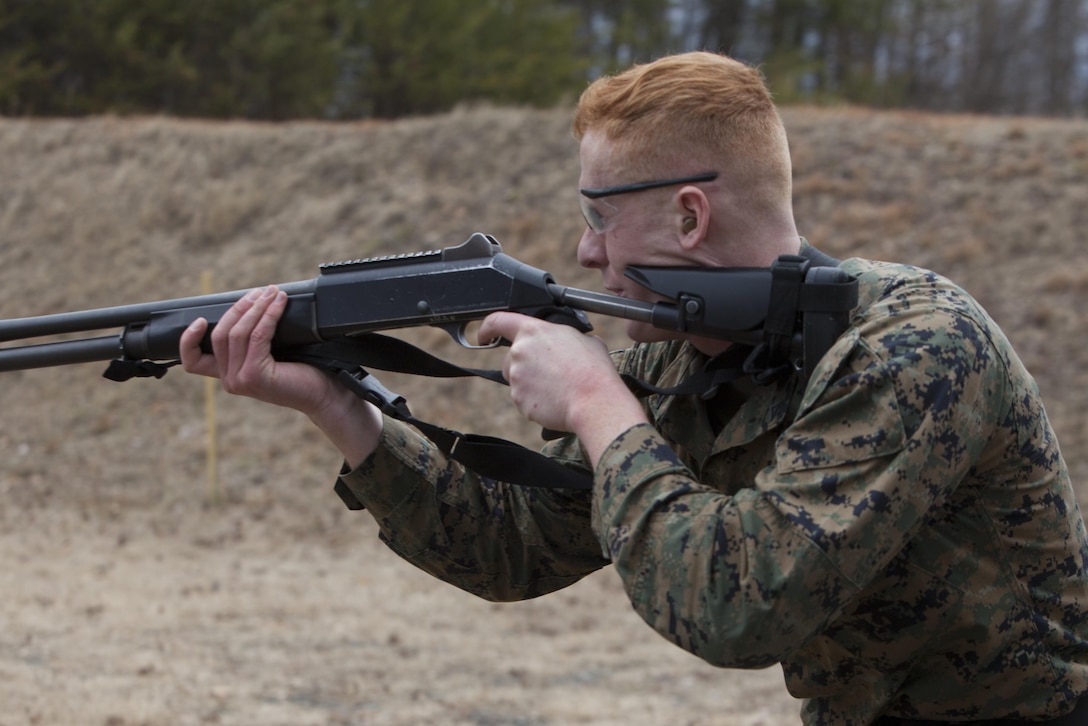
[625,322,676,344]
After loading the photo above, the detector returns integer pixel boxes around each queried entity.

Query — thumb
[179,317,218,377]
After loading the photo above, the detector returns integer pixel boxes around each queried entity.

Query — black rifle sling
[620,343,754,401]
[279,338,595,500]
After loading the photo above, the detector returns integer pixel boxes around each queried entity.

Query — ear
[677,187,710,251]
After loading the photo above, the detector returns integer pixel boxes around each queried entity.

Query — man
[180,52,1088,725]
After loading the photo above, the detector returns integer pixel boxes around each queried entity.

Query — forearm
[306,387,384,470]
[340,418,609,601]
[568,378,650,467]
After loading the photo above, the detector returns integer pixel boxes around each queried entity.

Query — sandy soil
[0,505,798,726]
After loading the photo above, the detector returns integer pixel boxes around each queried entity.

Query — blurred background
[3,0,1088,121]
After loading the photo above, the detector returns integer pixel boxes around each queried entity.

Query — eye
[580,197,607,233]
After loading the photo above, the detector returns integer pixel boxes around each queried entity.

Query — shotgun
[0,233,857,385]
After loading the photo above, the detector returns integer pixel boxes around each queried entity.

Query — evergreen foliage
[0,0,1084,119]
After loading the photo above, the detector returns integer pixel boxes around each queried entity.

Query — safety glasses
[579,172,718,232]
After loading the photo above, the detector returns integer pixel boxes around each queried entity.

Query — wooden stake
[202,270,219,504]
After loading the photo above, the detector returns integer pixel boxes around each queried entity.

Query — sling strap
[279,339,596,505]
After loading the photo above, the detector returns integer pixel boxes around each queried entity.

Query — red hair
[573,52,792,215]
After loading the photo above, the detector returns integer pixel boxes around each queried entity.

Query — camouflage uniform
[339,252,1088,725]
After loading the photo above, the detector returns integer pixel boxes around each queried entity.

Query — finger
[477,311,531,346]
[238,288,288,374]
[179,317,218,377]
[207,287,262,371]
[218,286,279,381]
[239,286,286,354]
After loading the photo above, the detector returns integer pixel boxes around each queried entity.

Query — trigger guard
[441,322,501,349]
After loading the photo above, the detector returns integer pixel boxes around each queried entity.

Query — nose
[577,227,607,270]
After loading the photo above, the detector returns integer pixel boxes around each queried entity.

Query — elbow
[613,536,852,670]
[633,585,805,669]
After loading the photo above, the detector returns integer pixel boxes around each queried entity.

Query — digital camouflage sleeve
[338,254,1088,725]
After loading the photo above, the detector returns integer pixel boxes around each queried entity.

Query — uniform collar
[645,342,801,465]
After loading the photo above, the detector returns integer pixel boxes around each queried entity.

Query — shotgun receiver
[0,233,858,384]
